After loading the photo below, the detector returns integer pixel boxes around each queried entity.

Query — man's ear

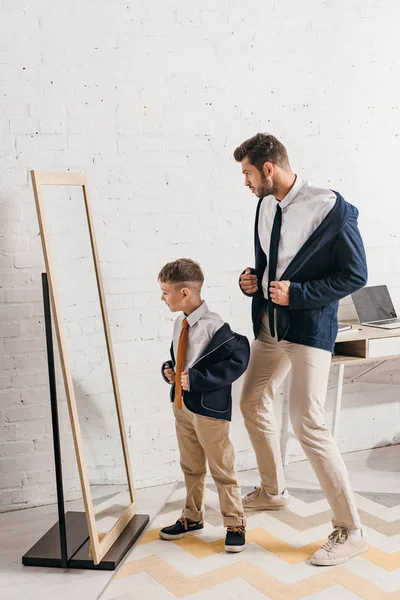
[262,161,274,177]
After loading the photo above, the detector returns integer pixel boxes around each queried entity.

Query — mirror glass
[41,184,130,541]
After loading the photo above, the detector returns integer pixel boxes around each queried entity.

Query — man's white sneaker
[242,487,290,511]
[311,526,368,566]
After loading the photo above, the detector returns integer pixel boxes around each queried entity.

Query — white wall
[1,0,399,512]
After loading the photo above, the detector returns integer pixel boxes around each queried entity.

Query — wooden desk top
[336,321,400,342]
[333,321,400,365]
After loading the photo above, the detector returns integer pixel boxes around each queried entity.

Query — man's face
[160,282,187,312]
[241,157,277,198]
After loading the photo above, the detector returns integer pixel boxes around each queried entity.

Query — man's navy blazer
[241,192,368,353]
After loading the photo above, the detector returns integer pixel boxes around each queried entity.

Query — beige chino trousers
[240,310,361,530]
[173,400,245,527]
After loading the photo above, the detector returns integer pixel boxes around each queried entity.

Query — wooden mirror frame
[31,170,136,565]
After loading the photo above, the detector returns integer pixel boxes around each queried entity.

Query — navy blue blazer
[162,323,250,421]
[241,192,368,353]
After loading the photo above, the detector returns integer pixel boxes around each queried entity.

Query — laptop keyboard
[374,318,400,325]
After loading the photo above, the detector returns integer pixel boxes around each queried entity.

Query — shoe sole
[159,529,203,540]
[243,505,289,512]
[225,545,246,553]
[310,545,368,566]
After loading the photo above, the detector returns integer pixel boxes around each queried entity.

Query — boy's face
[160,281,189,312]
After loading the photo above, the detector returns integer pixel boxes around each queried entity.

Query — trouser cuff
[182,508,204,523]
[223,515,246,527]
[332,518,362,531]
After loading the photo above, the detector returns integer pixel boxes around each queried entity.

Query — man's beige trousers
[240,310,361,530]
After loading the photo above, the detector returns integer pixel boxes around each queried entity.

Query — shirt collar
[277,175,303,209]
[186,301,208,327]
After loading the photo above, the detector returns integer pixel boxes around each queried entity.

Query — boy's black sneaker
[159,516,204,540]
[225,525,246,553]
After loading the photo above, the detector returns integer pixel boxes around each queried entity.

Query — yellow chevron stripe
[364,546,400,571]
[115,556,400,599]
[138,527,400,570]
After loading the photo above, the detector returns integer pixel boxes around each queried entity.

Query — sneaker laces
[244,486,263,501]
[321,527,349,552]
[227,525,246,534]
[178,517,202,531]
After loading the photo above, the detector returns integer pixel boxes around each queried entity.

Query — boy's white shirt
[172,301,224,369]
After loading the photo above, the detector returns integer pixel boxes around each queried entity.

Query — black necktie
[267,204,282,337]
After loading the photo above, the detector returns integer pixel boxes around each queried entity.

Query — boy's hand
[181,370,189,391]
[240,268,258,294]
[163,364,175,385]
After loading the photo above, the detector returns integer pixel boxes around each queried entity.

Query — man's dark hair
[233,133,289,171]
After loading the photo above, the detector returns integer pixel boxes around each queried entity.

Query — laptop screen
[352,285,397,323]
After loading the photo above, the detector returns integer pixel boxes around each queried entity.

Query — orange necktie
[175,317,189,409]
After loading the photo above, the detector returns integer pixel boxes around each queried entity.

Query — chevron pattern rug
[98,484,400,600]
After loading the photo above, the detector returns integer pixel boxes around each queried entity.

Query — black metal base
[22,511,150,570]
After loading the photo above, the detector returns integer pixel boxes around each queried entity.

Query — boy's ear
[181,287,191,299]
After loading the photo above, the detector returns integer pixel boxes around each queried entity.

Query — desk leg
[332,364,344,438]
[280,378,290,466]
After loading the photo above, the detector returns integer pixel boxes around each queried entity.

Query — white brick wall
[1,0,400,512]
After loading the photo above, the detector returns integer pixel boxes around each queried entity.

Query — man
[235,133,368,566]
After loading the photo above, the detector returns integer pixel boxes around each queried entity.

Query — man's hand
[270,281,290,306]
[181,370,189,391]
[240,268,259,294]
[163,364,175,385]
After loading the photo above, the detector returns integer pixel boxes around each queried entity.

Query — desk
[280,322,400,465]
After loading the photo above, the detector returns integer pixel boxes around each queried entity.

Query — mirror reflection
[41,184,130,539]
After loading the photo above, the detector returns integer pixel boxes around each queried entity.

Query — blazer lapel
[279,192,349,281]
[254,197,267,277]
[191,323,234,367]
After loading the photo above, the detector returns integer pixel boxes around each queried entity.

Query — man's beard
[256,172,278,198]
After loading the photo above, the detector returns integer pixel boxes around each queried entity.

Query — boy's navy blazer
[242,191,368,353]
[162,323,250,421]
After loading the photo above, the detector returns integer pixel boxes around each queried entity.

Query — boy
[158,258,250,553]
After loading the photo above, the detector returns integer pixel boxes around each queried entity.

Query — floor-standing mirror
[30,171,139,565]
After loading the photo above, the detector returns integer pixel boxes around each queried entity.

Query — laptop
[352,285,400,329]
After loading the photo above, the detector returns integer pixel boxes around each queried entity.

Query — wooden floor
[1,445,399,600]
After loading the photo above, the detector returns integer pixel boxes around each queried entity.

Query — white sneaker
[311,526,368,566]
[242,487,290,511]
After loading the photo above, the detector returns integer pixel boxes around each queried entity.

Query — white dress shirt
[259,177,336,299]
[173,301,224,369]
